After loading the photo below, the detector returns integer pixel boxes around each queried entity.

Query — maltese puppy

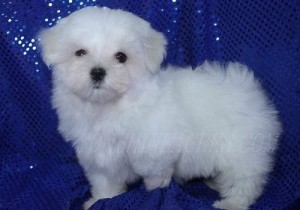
[39,7,281,210]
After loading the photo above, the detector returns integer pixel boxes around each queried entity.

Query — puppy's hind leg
[212,164,268,210]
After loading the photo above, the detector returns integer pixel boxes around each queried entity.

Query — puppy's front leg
[83,172,126,209]
[143,170,173,191]
[131,146,177,191]
[139,159,174,191]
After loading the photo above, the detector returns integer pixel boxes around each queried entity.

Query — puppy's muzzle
[90,67,106,86]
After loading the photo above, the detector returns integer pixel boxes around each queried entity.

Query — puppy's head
[39,7,166,103]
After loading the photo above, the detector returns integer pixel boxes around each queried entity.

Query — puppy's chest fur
[55,82,181,175]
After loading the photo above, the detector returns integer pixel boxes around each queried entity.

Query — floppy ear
[141,22,167,73]
[38,19,66,67]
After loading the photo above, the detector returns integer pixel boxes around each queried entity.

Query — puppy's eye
[115,52,127,63]
[75,49,87,57]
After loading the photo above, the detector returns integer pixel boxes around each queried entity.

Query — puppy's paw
[213,199,247,210]
[144,176,171,191]
[83,198,97,210]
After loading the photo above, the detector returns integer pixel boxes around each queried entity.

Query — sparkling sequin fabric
[0,1,299,209]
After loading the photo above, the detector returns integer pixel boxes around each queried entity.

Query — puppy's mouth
[92,82,102,89]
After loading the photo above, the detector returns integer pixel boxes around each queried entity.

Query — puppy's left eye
[75,49,87,57]
[115,52,127,63]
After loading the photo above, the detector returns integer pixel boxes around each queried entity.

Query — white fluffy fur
[39,7,282,210]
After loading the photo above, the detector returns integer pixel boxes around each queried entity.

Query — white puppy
[39,7,282,210]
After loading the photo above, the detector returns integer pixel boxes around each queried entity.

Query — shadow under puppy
[39,7,282,210]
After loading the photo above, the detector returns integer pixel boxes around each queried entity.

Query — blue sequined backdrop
[0,0,299,209]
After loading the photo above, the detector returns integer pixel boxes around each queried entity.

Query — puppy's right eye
[75,49,87,57]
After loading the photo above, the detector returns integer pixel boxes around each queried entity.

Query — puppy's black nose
[90,67,106,82]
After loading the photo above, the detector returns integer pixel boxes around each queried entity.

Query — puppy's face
[39,7,166,103]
